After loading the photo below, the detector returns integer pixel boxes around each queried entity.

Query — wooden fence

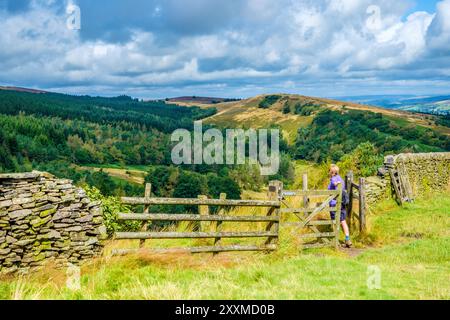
[345,171,366,233]
[112,183,280,255]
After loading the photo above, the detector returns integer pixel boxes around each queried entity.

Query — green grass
[0,194,449,300]
[82,163,151,172]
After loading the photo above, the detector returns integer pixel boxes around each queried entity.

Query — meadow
[0,193,448,300]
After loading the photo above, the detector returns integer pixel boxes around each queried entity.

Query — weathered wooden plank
[280,207,333,214]
[359,177,366,233]
[308,220,334,226]
[282,220,333,226]
[345,171,353,231]
[121,197,280,207]
[117,213,279,222]
[389,169,403,205]
[266,181,281,247]
[281,190,339,197]
[351,182,360,190]
[140,183,151,248]
[111,244,277,255]
[334,184,343,249]
[299,232,336,239]
[213,193,227,254]
[301,195,336,227]
[115,231,278,239]
[302,242,333,249]
[198,195,209,231]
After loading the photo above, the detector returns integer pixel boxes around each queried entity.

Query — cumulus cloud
[0,0,449,97]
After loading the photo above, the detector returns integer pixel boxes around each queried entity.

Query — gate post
[302,174,309,210]
[268,180,283,200]
[345,171,353,231]
[359,177,366,234]
[198,195,209,232]
[213,193,227,255]
[334,184,343,249]
[140,183,151,248]
[266,181,281,250]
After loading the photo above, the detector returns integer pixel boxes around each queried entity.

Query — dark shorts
[330,210,347,222]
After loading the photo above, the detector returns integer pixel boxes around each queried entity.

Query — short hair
[330,164,339,175]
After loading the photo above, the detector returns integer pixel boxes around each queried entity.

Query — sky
[0,0,449,99]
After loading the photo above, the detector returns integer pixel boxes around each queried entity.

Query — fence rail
[115,231,277,239]
[121,197,279,207]
[118,213,278,222]
[113,244,277,255]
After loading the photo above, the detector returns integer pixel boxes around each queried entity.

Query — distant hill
[0,85,47,94]
[190,93,450,144]
[337,95,450,115]
[167,96,241,105]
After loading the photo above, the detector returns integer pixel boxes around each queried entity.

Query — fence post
[345,171,353,231]
[268,180,282,201]
[359,177,366,233]
[198,195,209,232]
[302,174,309,211]
[334,184,343,249]
[213,193,227,255]
[140,183,151,248]
[266,181,281,250]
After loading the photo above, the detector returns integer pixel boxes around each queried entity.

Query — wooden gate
[278,182,342,249]
[112,184,280,255]
[344,171,367,233]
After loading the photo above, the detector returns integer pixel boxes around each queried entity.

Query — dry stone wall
[0,171,106,274]
[363,175,391,205]
[364,152,450,205]
[388,152,450,197]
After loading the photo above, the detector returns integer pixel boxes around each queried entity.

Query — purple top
[328,175,345,207]
[328,175,345,191]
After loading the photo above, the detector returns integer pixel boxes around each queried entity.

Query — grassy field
[77,164,148,185]
[0,194,448,300]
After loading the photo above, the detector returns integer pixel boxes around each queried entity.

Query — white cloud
[0,0,449,97]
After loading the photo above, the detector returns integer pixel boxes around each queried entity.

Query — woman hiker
[328,164,352,248]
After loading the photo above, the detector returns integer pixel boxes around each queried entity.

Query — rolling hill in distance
[336,94,450,115]
[173,93,450,144]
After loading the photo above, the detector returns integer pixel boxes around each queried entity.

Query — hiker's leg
[341,220,350,237]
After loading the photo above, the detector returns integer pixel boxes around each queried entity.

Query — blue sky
[0,0,449,99]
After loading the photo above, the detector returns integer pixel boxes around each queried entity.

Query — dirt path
[339,247,366,258]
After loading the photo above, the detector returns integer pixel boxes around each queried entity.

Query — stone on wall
[0,171,106,274]
[364,175,391,205]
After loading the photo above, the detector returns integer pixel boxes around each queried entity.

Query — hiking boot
[345,239,353,248]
